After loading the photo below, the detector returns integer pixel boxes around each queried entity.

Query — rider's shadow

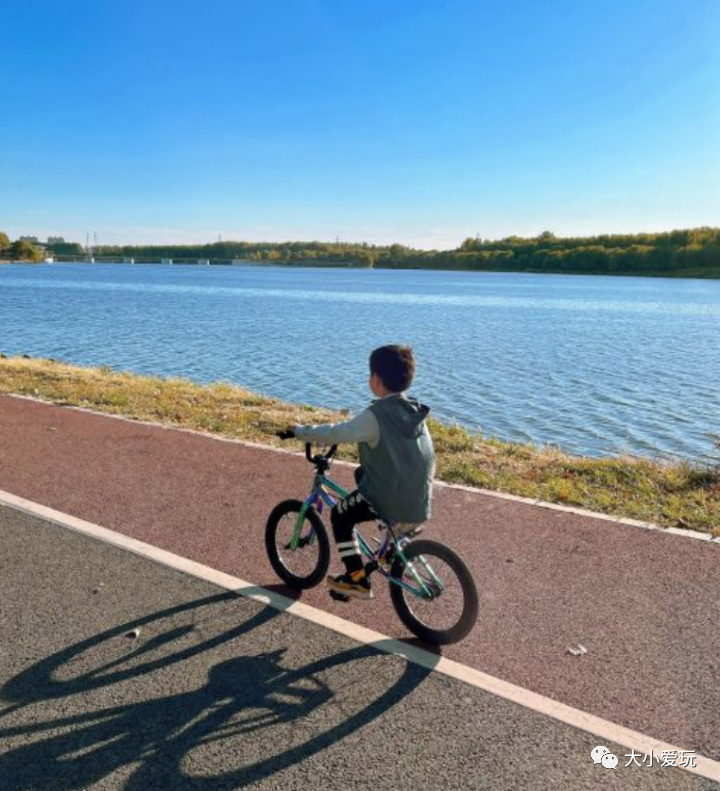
[0,591,434,791]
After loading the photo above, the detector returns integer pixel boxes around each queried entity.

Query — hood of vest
[371,394,430,438]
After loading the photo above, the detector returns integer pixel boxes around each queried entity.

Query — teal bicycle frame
[292,465,443,600]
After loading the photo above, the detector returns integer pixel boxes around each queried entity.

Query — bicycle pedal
[329,590,351,603]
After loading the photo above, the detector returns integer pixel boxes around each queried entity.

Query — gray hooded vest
[357,394,435,523]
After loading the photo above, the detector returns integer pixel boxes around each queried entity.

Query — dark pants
[330,467,377,575]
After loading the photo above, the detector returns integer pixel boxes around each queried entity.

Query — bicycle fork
[288,487,334,551]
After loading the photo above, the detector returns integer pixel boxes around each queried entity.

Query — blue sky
[2,0,719,249]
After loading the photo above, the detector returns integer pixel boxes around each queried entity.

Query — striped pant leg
[330,490,377,574]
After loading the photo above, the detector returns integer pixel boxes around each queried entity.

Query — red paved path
[1,394,718,760]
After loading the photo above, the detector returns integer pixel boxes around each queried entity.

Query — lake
[1,262,718,462]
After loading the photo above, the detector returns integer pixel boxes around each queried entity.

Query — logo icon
[591,746,609,764]
[592,746,618,769]
[601,753,618,769]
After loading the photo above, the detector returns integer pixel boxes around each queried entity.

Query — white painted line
[1,487,718,785]
[2,392,717,544]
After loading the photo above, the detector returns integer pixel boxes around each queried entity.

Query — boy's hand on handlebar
[277,428,295,440]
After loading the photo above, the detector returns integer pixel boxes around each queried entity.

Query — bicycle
[265,441,479,645]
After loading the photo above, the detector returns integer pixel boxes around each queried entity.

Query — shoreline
[0,356,717,534]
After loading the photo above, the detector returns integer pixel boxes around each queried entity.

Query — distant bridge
[48,256,252,266]
[45,256,367,267]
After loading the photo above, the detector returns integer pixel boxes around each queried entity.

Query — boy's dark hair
[369,345,415,393]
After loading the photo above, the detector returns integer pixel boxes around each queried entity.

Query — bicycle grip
[277,430,295,440]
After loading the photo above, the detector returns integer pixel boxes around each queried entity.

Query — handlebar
[276,431,337,466]
[305,442,337,464]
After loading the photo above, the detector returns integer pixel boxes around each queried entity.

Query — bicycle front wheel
[265,499,330,589]
[389,539,479,645]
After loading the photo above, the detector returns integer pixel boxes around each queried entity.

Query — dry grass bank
[1,356,718,535]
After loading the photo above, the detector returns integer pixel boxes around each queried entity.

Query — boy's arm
[293,409,380,448]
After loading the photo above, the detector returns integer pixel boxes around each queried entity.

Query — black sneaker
[327,572,374,600]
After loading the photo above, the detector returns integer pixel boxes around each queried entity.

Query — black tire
[389,539,479,645]
[265,499,330,589]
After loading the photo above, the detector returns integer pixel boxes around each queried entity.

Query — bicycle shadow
[0,589,437,790]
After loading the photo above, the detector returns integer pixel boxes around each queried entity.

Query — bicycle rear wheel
[389,539,478,645]
[265,499,330,589]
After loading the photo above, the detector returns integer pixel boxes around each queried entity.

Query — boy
[284,344,435,600]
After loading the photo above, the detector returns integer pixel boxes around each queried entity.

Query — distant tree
[0,231,10,251]
[10,239,42,262]
[46,241,84,256]
[388,244,410,259]
[355,249,376,267]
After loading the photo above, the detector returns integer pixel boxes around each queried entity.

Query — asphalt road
[1,506,717,791]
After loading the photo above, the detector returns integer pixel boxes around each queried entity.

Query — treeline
[451,228,720,277]
[86,240,382,267]
[41,226,720,277]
